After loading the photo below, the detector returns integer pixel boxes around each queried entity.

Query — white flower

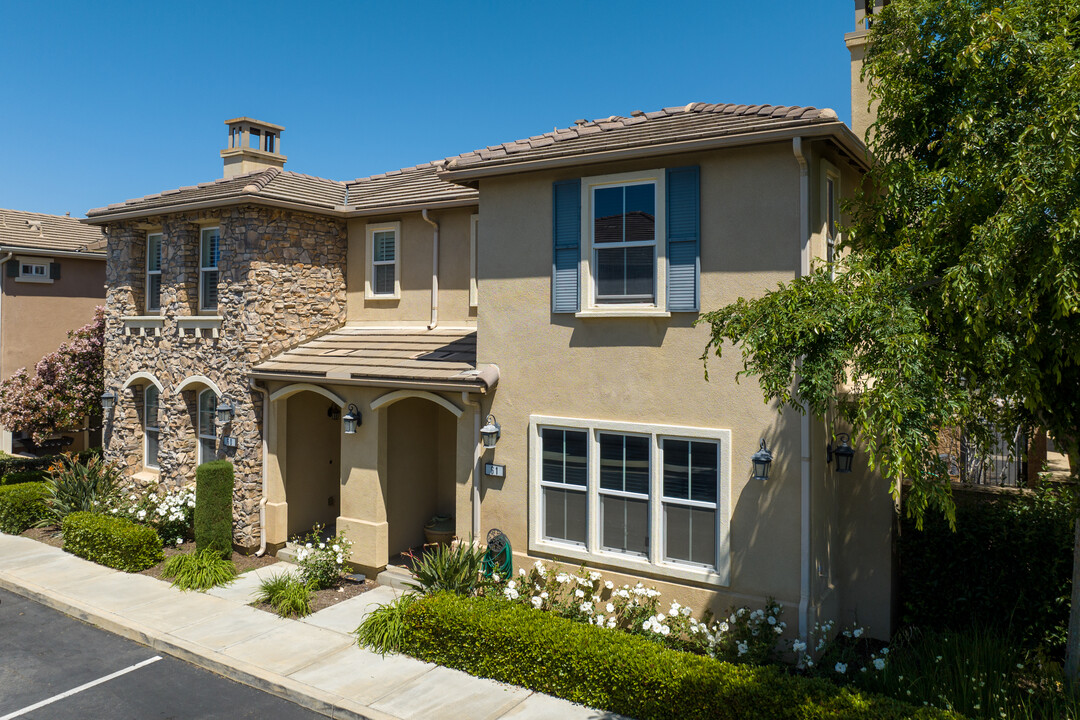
[574,588,585,598]
[606,617,617,629]
[660,625,670,636]
[604,580,613,590]
[774,626,783,634]
[873,658,886,671]
[540,592,548,599]
[533,560,547,576]
[767,615,777,625]
[507,580,516,590]
[737,641,748,656]
[556,573,569,584]
[792,640,807,654]
[332,544,340,552]
[305,543,313,549]
[519,568,526,577]
[503,587,519,600]
[175,538,183,546]
[853,628,863,638]
[670,601,681,613]
[606,603,615,613]
[580,602,592,614]
[681,607,691,617]
[835,662,847,674]
[588,571,601,581]
[492,573,500,582]
[531,596,543,608]
[719,622,729,633]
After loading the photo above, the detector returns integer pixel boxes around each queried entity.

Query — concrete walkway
[0,534,620,720]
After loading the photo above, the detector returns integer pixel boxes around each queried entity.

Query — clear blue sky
[1,1,856,218]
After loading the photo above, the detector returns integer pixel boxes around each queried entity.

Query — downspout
[461,392,482,541]
[421,209,439,330]
[249,378,270,556]
[792,137,812,642]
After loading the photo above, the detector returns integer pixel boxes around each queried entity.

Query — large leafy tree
[0,307,105,444]
[700,0,1080,671]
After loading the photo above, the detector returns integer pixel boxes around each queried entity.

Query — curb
[0,571,398,720]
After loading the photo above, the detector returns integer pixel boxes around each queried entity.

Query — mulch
[250,575,379,618]
[138,541,281,581]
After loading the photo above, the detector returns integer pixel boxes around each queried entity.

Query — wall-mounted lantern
[100,390,116,413]
[343,404,361,435]
[480,415,501,449]
[751,439,773,481]
[216,397,235,424]
[828,433,855,474]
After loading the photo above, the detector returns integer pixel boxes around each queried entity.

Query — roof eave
[247,370,495,394]
[0,245,106,260]
[83,194,344,225]
[336,197,479,217]
[439,121,872,183]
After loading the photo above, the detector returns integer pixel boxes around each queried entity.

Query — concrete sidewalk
[0,534,619,720]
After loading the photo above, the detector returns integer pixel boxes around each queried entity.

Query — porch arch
[269,383,345,407]
[121,371,164,394]
[370,389,463,418]
[175,375,223,397]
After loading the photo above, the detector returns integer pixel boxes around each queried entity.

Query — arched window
[198,389,217,465]
[144,385,160,470]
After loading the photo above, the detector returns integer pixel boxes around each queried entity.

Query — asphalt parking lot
[0,587,326,720]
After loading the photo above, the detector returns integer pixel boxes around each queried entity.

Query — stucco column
[337,388,388,573]
[455,402,479,541]
[264,396,288,547]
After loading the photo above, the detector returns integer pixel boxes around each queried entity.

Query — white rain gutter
[421,209,439,330]
[461,392,483,540]
[792,137,812,642]
[249,378,270,556]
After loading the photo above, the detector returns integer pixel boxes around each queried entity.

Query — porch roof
[249,326,498,393]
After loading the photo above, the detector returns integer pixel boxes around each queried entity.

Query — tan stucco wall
[846,32,876,145]
[1,255,104,381]
[284,390,341,537]
[346,207,478,326]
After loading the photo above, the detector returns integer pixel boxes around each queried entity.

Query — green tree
[700,0,1080,674]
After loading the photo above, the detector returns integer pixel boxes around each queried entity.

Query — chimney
[220,117,286,178]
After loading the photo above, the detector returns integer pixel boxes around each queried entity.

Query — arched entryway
[284,390,342,537]
[385,396,459,557]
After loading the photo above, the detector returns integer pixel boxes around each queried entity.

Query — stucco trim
[269,383,346,407]
[120,371,165,394]
[370,389,463,418]
[175,375,223,398]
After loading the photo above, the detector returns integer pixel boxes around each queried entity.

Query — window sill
[178,316,223,339]
[133,469,160,484]
[15,276,53,284]
[575,308,671,319]
[122,316,165,337]
[530,538,727,587]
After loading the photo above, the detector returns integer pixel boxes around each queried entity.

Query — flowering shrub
[500,560,786,664]
[0,308,104,443]
[113,485,195,546]
[40,453,123,525]
[293,524,352,589]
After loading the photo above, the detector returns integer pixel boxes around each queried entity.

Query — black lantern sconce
[828,433,855,474]
[751,439,773,481]
[480,415,501,449]
[216,397,235,425]
[327,404,341,420]
[100,390,116,413]
[343,404,362,435]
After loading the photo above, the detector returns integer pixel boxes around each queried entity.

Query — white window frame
[197,389,217,465]
[146,232,163,313]
[365,221,401,300]
[578,169,668,317]
[199,227,220,313]
[469,213,479,308]
[529,415,731,586]
[15,256,52,284]
[822,161,840,280]
[144,385,160,470]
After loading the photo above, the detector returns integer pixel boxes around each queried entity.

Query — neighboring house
[0,209,106,453]
[90,12,895,641]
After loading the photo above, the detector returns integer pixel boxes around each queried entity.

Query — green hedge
[0,482,49,534]
[195,460,234,557]
[0,449,99,479]
[395,593,957,720]
[62,511,163,572]
[900,485,1074,652]
[1,470,48,486]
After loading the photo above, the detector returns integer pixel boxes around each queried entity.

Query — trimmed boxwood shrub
[62,511,163,572]
[0,482,49,533]
[195,460,234,557]
[1,469,48,486]
[393,593,957,720]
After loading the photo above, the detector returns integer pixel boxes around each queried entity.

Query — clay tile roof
[0,208,105,255]
[344,163,477,212]
[442,101,842,174]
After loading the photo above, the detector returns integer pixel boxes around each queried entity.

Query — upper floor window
[146,233,162,313]
[197,390,217,465]
[144,385,160,470]
[365,222,400,299]
[200,228,220,312]
[529,415,731,585]
[591,179,658,305]
[12,257,55,283]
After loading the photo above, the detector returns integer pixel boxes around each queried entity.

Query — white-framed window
[146,232,162,313]
[581,170,666,312]
[822,162,840,280]
[144,385,160,470]
[469,213,479,308]
[199,227,220,312]
[197,389,217,465]
[15,257,52,283]
[529,415,731,585]
[365,221,400,299]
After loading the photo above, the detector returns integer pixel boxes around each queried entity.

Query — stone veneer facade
[103,206,346,548]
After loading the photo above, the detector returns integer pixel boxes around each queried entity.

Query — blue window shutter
[666,166,700,311]
[552,179,581,313]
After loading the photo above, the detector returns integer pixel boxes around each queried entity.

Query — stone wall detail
[103,206,347,548]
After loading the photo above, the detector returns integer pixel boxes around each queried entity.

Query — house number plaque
[485,463,505,478]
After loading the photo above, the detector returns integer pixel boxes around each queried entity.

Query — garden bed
[138,541,279,580]
[250,574,377,616]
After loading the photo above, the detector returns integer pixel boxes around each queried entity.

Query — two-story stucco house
[88,94,896,641]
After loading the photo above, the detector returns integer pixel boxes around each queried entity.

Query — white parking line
[0,655,162,720]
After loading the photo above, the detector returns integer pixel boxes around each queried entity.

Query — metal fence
[939,426,1027,487]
